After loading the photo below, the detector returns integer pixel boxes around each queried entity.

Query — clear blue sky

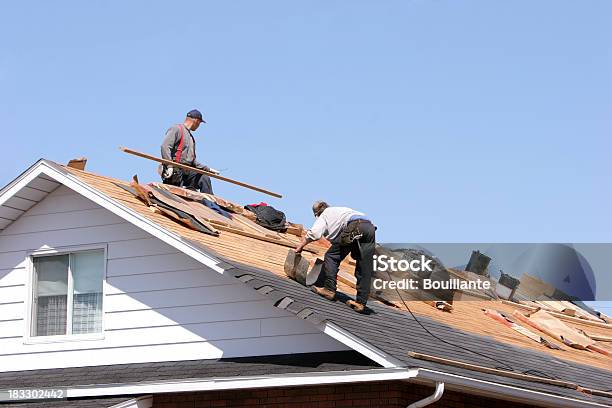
[1,2,610,309]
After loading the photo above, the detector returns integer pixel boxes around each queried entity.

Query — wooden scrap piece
[130,176,152,206]
[484,309,561,350]
[513,309,609,356]
[502,300,612,330]
[67,157,87,170]
[408,352,581,390]
[431,301,453,312]
[285,222,305,237]
[117,178,218,236]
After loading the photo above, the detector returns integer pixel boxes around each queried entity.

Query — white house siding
[0,185,347,372]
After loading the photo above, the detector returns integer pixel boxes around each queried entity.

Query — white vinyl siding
[0,184,347,371]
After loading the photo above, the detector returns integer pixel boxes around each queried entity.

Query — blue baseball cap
[186,109,206,123]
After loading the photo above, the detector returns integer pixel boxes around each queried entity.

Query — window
[31,249,105,337]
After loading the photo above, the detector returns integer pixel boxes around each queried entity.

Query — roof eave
[415,368,608,408]
[0,159,224,272]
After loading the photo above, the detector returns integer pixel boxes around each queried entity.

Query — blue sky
[1,2,610,310]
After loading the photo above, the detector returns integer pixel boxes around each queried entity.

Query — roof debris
[57,164,612,373]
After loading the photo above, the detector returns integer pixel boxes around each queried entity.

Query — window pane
[34,255,69,336]
[71,251,104,334]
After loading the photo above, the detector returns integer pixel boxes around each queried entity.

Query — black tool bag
[158,163,184,186]
[244,205,287,232]
[339,220,363,246]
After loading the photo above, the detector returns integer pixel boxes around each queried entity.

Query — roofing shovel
[284,250,323,286]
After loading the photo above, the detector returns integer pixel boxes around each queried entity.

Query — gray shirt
[161,124,205,169]
[306,206,366,243]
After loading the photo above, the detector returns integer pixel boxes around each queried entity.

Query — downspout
[407,382,445,408]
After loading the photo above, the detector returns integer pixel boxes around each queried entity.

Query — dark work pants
[162,170,213,194]
[182,171,213,194]
[322,221,376,305]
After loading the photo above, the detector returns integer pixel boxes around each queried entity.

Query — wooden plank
[213,224,318,254]
[153,183,245,214]
[407,351,580,390]
[120,147,282,198]
[502,300,612,329]
[231,213,292,244]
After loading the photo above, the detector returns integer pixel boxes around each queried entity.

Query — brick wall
[153,381,537,408]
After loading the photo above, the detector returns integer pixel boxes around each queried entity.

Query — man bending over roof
[295,201,376,314]
[160,109,216,194]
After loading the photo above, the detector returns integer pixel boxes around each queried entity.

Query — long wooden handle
[119,147,282,198]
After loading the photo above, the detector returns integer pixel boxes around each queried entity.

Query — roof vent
[67,157,87,170]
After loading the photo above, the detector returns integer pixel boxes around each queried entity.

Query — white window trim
[24,243,108,344]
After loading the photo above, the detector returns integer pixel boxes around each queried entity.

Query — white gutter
[415,368,610,408]
[109,396,153,408]
[67,368,419,398]
[60,367,608,408]
[407,382,444,408]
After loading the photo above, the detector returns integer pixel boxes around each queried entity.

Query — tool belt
[339,219,370,246]
[159,164,183,185]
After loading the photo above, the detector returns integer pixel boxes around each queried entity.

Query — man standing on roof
[295,201,376,314]
[160,109,216,194]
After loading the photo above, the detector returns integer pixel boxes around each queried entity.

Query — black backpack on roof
[244,204,287,232]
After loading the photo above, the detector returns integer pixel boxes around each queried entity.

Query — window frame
[24,243,107,344]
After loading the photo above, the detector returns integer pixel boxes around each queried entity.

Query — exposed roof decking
[61,165,612,372]
[1,161,610,406]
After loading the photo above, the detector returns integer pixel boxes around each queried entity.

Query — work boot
[311,286,336,301]
[347,300,366,314]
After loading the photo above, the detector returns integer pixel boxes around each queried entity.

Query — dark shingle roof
[0,351,376,389]
[224,263,612,406]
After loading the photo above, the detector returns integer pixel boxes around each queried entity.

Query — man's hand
[197,164,220,175]
[295,237,311,254]
[162,166,174,179]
